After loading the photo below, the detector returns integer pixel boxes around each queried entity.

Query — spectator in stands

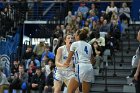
[99,19,110,38]
[53,25,63,38]
[106,1,118,14]
[43,59,55,92]
[30,67,45,93]
[0,66,9,93]
[9,64,28,93]
[61,24,66,38]
[0,5,14,38]
[69,15,77,32]
[65,11,73,25]
[88,32,105,49]
[100,19,110,32]
[52,38,59,54]
[11,58,19,75]
[109,19,121,50]
[84,20,90,28]
[27,60,37,83]
[76,11,83,20]
[41,55,50,68]
[42,58,55,79]
[87,10,99,23]
[77,1,89,18]
[91,41,103,69]
[41,44,55,64]
[22,45,34,60]
[76,16,82,28]
[66,25,74,35]
[119,2,130,24]
[90,20,98,31]
[26,55,40,70]
[90,3,98,16]
[106,1,118,22]
[33,40,45,61]
[111,12,118,21]
[99,16,104,26]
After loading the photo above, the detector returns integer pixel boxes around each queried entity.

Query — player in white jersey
[64,29,94,93]
[54,34,79,93]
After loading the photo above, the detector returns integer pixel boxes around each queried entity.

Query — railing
[69,0,132,2]
[103,49,111,92]
[0,0,67,3]
[126,28,131,53]
[0,1,67,22]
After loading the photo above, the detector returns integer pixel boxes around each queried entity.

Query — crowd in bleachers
[0,1,132,93]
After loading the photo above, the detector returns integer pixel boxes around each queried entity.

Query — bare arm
[91,54,95,65]
[55,47,63,67]
[65,51,74,64]
[134,60,140,81]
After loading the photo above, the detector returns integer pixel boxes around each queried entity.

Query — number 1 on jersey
[84,46,88,54]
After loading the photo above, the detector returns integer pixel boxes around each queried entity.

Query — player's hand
[63,62,70,68]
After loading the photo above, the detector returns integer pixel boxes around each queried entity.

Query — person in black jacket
[11,58,19,75]
[134,30,140,93]
[9,63,28,93]
[22,45,34,60]
[30,67,45,93]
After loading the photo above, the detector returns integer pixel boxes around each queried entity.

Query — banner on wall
[0,54,10,77]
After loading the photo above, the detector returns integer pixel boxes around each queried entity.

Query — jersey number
[84,46,88,54]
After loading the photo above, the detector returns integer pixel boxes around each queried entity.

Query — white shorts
[75,63,94,83]
[54,68,75,85]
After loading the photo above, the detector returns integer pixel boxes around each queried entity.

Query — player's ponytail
[77,28,89,40]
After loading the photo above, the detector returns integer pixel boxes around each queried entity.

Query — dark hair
[64,34,72,40]
[27,45,32,49]
[36,66,41,70]
[92,41,99,45]
[18,63,24,68]
[14,58,19,62]
[28,60,37,66]
[95,32,100,39]
[63,34,73,44]
[92,41,103,56]
[76,28,88,40]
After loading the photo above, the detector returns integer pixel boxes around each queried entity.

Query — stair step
[91,84,123,92]
[98,69,131,77]
[123,85,135,93]
[94,76,126,84]
[115,57,132,63]
[123,41,139,45]
[106,65,132,69]
[115,51,136,56]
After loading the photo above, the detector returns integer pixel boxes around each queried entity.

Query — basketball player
[64,29,94,93]
[54,34,79,93]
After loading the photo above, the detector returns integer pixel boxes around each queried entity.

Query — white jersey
[70,41,94,83]
[57,45,74,70]
[54,45,75,83]
[70,41,93,64]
